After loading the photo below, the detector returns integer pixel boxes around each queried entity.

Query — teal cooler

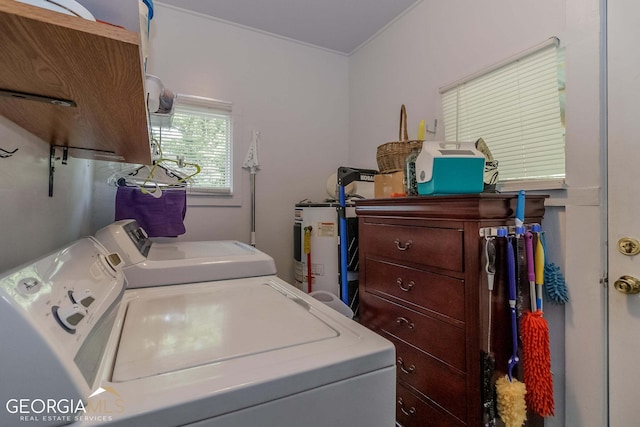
[415,141,485,195]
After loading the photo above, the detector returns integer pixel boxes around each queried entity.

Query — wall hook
[425,119,437,135]
[0,146,18,158]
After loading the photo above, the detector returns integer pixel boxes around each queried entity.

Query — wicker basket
[376,105,423,173]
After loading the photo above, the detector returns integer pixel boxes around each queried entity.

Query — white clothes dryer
[0,232,395,427]
[94,220,277,288]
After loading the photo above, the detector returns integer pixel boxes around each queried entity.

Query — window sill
[186,190,241,207]
[496,178,566,192]
[496,179,600,207]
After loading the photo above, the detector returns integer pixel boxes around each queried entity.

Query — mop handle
[338,185,349,304]
[525,232,536,310]
[515,190,525,234]
[507,236,519,380]
[534,225,545,311]
[507,237,517,303]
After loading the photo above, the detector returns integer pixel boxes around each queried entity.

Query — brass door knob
[613,275,640,295]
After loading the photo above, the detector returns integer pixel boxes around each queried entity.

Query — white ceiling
[155,0,421,54]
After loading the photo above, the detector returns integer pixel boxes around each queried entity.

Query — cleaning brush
[521,312,554,417]
[496,235,527,427]
[482,354,497,426]
[521,231,555,417]
[496,377,527,427]
[539,229,569,304]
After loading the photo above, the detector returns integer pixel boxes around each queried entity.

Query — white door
[607,0,640,425]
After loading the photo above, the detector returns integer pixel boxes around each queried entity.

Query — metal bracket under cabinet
[0,88,76,108]
[49,145,68,197]
[48,145,121,197]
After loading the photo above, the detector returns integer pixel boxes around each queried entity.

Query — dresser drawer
[389,335,467,422]
[396,382,466,427]
[360,222,464,271]
[364,257,465,322]
[361,294,466,371]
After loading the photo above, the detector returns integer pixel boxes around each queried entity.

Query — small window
[440,38,565,185]
[152,95,233,194]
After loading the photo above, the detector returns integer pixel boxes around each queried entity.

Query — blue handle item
[143,0,154,20]
[339,185,349,304]
[507,236,517,303]
[506,236,519,381]
[515,190,526,234]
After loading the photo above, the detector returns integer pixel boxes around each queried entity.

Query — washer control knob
[16,278,42,295]
[54,304,86,332]
[70,289,95,308]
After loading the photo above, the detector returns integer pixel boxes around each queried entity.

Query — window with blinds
[440,38,565,184]
[153,95,233,193]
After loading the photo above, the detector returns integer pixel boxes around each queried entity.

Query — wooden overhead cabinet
[0,0,151,164]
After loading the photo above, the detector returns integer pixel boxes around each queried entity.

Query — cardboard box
[374,171,405,198]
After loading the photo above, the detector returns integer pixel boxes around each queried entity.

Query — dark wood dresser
[355,195,546,427]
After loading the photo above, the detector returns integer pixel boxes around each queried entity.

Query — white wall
[91,4,350,284]
[349,1,566,166]
[348,0,604,426]
[0,117,94,273]
[0,2,605,424]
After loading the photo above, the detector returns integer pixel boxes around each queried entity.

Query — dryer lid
[123,240,277,287]
[112,281,338,382]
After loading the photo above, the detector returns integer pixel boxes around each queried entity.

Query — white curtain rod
[439,36,560,94]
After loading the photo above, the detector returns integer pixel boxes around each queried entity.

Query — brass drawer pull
[396,316,415,330]
[396,278,414,292]
[394,239,413,251]
[396,357,416,374]
[397,397,416,417]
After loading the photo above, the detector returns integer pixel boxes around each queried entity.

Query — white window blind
[153,95,233,193]
[441,38,565,182]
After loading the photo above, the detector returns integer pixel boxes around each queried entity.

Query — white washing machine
[94,220,277,288]
[0,224,395,427]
